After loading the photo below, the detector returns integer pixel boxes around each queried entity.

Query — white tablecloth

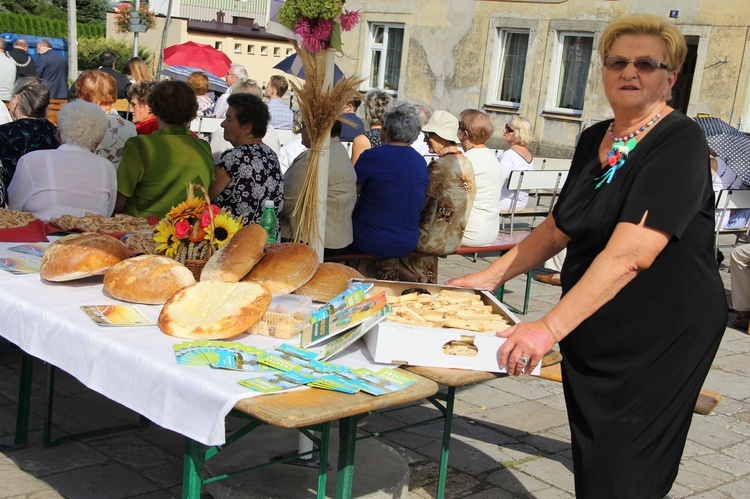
[0,242,377,445]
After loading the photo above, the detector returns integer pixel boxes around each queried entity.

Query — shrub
[76,37,152,72]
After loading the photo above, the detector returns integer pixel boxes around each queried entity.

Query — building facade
[336,0,750,156]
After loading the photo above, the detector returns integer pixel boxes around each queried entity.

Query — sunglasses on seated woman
[603,57,669,73]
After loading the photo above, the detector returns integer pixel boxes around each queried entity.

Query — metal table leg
[435,386,456,499]
[335,416,359,499]
[5,351,34,449]
[182,437,204,499]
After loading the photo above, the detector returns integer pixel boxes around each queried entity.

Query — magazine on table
[0,256,41,275]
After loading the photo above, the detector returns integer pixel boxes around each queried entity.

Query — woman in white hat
[400,110,476,283]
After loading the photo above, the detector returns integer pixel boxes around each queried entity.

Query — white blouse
[8,144,117,220]
[462,147,503,246]
[96,111,137,170]
[498,148,534,211]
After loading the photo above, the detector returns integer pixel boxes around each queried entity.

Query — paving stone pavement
[1,243,750,498]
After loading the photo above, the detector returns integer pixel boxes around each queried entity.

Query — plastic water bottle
[259,199,277,244]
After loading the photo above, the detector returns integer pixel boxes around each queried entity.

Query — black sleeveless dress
[552,111,727,498]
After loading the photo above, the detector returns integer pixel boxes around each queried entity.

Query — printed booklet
[81,305,155,326]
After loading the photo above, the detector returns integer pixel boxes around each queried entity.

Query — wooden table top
[403,366,497,387]
[233,369,439,428]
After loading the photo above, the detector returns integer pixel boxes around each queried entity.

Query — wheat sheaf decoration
[289,41,364,247]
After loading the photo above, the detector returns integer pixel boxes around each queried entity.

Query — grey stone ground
[1,236,749,498]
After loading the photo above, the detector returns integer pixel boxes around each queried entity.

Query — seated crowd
[0,58,539,284]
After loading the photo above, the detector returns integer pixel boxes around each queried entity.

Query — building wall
[339,0,750,156]
[106,14,295,89]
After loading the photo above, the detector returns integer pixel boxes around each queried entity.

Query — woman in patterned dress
[209,93,283,234]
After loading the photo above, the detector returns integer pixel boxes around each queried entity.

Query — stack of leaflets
[239,344,415,395]
[173,341,278,372]
[172,340,415,396]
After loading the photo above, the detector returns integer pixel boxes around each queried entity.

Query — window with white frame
[367,23,404,93]
[550,32,593,114]
[493,29,530,106]
[234,43,241,54]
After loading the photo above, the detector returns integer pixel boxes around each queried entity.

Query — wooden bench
[45,98,68,126]
[324,233,533,313]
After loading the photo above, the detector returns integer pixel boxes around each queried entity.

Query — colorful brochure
[8,243,49,257]
[80,305,155,326]
[0,256,41,275]
[300,287,390,348]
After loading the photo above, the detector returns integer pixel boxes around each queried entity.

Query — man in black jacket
[68,51,131,99]
[8,38,35,79]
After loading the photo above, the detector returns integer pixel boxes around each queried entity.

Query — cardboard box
[359,279,539,374]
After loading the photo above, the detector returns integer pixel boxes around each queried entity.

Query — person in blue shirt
[350,101,428,278]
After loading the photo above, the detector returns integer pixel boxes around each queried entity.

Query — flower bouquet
[154,184,243,279]
[277,0,361,53]
[113,2,157,34]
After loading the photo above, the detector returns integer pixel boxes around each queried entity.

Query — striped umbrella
[158,66,229,93]
[696,117,750,186]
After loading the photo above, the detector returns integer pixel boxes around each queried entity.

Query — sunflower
[166,197,206,222]
[154,220,181,258]
[206,213,242,248]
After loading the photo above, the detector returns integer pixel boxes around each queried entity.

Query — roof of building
[187,18,289,42]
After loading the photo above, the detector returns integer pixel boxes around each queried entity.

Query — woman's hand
[445,270,500,291]
[497,321,557,376]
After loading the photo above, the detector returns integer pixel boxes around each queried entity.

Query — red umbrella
[163,41,232,78]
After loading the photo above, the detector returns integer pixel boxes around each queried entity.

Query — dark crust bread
[200,224,268,282]
[294,262,364,302]
[158,281,272,340]
[104,255,195,304]
[40,233,131,281]
[243,242,319,294]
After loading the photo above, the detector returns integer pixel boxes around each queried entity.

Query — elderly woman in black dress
[448,14,726,498]
[0,77,59,188]
[209,93,283,231]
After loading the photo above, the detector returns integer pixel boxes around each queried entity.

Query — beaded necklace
[595,109,664,189]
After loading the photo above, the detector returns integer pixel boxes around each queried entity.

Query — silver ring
[518,356,529,364]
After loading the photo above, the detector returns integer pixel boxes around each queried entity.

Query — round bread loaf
[158,281,272,339]
[294,263,364,302]
[200,224,267,282]
[243,242,319,294]
[41,233,131,281]
[104,255,195,304]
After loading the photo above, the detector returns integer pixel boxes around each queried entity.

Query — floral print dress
[0,118,59,187]
[213,142,284,239]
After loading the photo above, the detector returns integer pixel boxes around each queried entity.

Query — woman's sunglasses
[602,57,669,73]
[504,124,514,134]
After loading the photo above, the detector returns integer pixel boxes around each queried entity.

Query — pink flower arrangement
[113,2,157,34]
[278,0,361,52]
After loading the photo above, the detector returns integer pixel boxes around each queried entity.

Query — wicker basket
[170,185,215,281]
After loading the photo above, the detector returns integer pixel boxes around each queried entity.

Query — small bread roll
[158,281,271,340]
[200,224,268,282]
[243,242,319,294]
[41,233,131,282]
[104,255,195,304]
[294,263,363,302]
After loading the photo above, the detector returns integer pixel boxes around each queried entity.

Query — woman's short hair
[364,90,393,127]
[598,14,687,73]
[148,80,198,126]
[507,115,533,146]
[459,109,494,144]
[12,77,50,119]
[230,80,262,99]
[57,100,107,151]
[226,93,269,138]
[187,71,210,96]
[75,70,117,107]
[128,80,157,105]
[381,101,421,144]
